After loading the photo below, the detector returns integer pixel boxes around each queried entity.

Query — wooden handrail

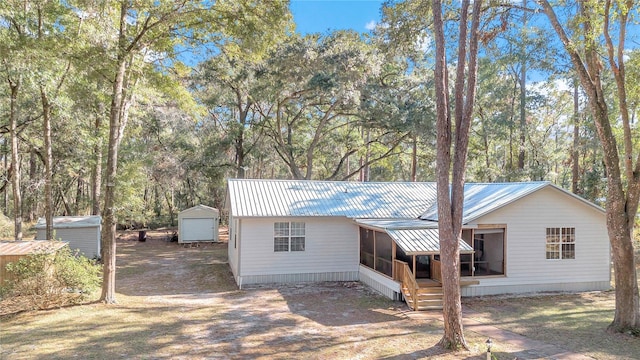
[431,259,442,283]
[394,259,420,310]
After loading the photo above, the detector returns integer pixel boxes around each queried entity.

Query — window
[546,227,575,259]
[274,222,305,252]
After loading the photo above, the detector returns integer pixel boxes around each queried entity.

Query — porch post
[392,241,397,279]
[412,255,417,281]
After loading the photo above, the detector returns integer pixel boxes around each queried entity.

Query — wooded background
[0,1,635,229]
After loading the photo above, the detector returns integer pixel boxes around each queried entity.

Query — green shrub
[1,246,101,311]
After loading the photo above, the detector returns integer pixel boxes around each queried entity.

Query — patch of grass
[464,291,640,360]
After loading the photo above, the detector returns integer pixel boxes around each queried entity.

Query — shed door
[182,218,215,241]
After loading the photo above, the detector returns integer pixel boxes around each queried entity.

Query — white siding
[463,186,610,296]
[181,218,215,242]
[227,217,240,282]
[359,265,401,300]
[37,227,100,259]
[236,217,359,285]
[178,205,220,243]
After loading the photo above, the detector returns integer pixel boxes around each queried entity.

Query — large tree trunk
[100,0,133,300]
[432,0,482,350]
[8,76,22,240]
[540,0,640,333]
[101,56,127,304]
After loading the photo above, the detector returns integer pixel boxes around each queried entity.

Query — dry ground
[0,230,638,359]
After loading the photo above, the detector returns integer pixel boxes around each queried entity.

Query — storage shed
[0,241,68,284]
[35,216,102,259]
[178,205,219,243]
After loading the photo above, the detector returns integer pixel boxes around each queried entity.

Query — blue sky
[290,0,384,34]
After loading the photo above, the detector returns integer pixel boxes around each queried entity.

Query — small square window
[274,222,305,252]
[546,227,575,260]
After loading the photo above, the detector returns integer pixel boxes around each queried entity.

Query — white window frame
[546,227,575,260]
[274,222,305,252]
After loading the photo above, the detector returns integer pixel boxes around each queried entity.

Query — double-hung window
[546,227,575,259]
[274,222,305,252]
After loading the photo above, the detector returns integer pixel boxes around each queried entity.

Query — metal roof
[388,229,474,255]
[0,241,68,256]
[355,219,473,255]
[227,179,437,218]
[356,219,439,230]
[179,204,219,215]
[420,182,552,222]
[228,179,603,223]
[35,216,101,229]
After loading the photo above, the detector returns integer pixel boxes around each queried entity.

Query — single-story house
[226,179,610,308]
[35,216,101,259]
[178,205,220,243]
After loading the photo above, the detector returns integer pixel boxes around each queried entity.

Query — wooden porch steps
[401,284,443,311]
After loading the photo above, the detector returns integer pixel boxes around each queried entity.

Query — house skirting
[358,265,402,300]
[460,280,611,297]
[237,271,359,288]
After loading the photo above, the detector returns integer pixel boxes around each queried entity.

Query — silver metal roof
[355,219,473,254]
[35,216,101,229]
[179,204,219,215]
[355,219,438,230]
[388,228,474,255]
[0,241,68,255]
[228,179,603,222]
[227,179,436,218]
[420,182,552,222]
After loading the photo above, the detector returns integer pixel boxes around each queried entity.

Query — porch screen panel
[375,231,393,277]
[360,228,374,268]
[395,247,413,274]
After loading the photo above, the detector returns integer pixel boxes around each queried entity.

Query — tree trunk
[518,0,527,170]
[92,101,104,216]
[26,149,38,222]
[540,0,640,333]
[100,48,128,304]
[41,87,54,240]
[410,134,417,182]
[571,78,580,194]
[9,77,22,240]
[433,0,482,350]
[3,145,8,214]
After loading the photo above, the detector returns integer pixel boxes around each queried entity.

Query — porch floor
[416,278,480,287]
[416,279,441,287]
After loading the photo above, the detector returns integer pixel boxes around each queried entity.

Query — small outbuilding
[35,216,102,259]
[178,205,219,243]
[0,241,68,284]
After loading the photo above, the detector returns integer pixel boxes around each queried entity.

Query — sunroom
[355,219,506,309]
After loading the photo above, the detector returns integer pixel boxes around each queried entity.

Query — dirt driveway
[111,231,482,359]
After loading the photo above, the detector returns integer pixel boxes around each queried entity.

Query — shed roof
[179,204,219,215]
[355,219,473,255]
[227,179,436,218]
[0,241,68,256]
[388,229,474,255]
[35,216,101,229]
